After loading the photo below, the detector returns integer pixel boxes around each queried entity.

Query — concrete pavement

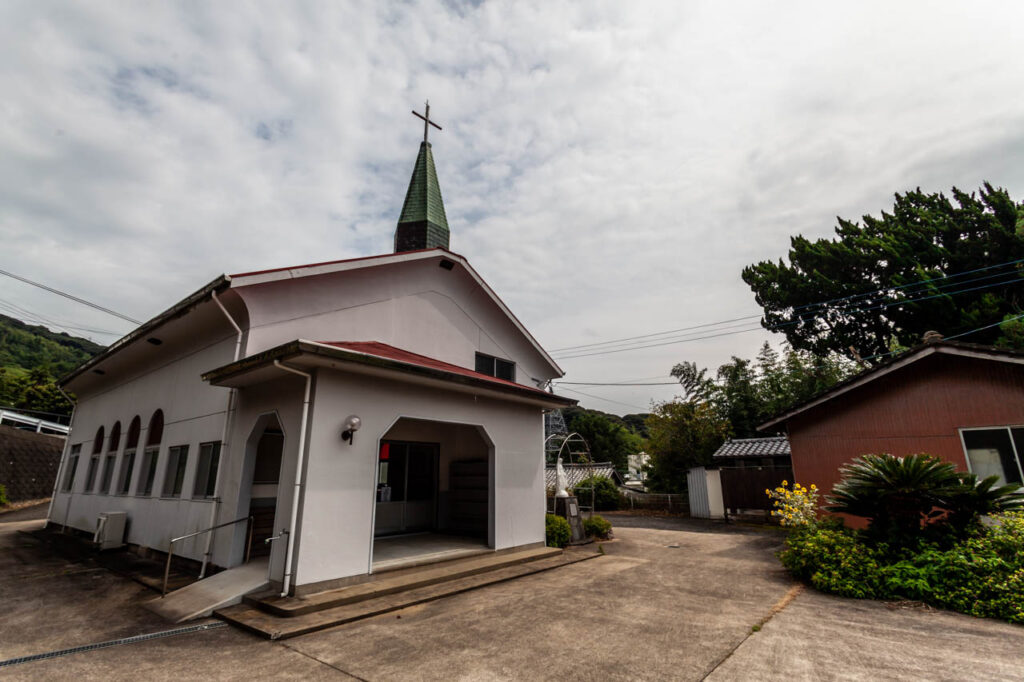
[3,505,1023,680]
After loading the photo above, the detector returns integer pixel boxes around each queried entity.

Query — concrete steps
[217,547,598,640]
[251,546,560,617]
[146,558,270,623]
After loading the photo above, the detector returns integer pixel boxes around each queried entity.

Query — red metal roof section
[230,247,464,279]
[318,341,552,396]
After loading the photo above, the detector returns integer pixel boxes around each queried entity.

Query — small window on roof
[474,352,516,382]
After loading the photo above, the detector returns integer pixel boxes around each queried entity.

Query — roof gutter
[273,360,312,598]
[198,290,244,580]
[202,340,577,407]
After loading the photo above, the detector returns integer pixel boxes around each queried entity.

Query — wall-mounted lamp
[341,415,362,445]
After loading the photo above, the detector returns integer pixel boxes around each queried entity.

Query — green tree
[644,400,729,493]
[0,367,73,417]
[564,410,641,472]
[742,183,1024,362]
[671,343,853,438]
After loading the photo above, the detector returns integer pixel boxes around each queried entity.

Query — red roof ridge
[315,340,548,395]
[230,247,464,279]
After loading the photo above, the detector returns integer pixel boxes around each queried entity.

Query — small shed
[758,339,1024,501]
[712,436,790,468]
[710,436,792,516]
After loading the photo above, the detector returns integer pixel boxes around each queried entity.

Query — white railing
[0,408,69,435]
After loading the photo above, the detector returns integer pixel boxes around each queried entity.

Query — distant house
[0,425,63,503]
[711,437,790,468]
[625,451,650,486]
[758,340,1024,500]
[544,462,625,493]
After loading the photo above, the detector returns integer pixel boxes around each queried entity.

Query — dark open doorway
[371,418,494,571]
[248,424,283,557]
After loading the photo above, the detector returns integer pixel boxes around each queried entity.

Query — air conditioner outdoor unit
[94,511,127,550]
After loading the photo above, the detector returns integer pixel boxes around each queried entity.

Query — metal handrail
[162,515,253,596]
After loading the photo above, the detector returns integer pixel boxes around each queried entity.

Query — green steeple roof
[394,141,450,252]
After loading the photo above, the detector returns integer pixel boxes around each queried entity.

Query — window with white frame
[62,444,81,492]
[137,410,163,497]
[84,455,100,492]
[139,448,160,496]
[193,441,221,499]
[100,454,117,494]
[960,427,1024,486]
[162,445,189,497]
[101,420,121,495]
[474,352,516,382]
[119,415,141,495]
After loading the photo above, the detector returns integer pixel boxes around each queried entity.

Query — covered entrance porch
[371,417,493,571]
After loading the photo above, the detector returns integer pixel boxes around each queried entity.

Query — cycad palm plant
[940,473,1024,536]
[827,453,1024,545]
[826,454,963,544]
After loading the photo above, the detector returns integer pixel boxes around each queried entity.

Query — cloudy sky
[3,1,1024,414]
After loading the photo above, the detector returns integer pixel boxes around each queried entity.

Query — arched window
[139,410,164,496]
[99,422,121,494]
[126,416,141,450]
[85,426,104,492]
[92,426,105,455]
[118,416,142,495]
[146,410,164,447]
[108,421,121,452]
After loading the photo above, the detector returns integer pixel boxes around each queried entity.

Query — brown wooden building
[758,341,1024,499]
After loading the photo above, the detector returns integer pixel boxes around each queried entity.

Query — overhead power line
[0,268,141,325]
[558,386,651,412]
[552,271,1024,360]
[0,297,123,337]
[554,381,678,386]
[859,311,1024,363]
[549,257,1024,355]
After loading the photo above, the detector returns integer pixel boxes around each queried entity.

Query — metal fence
[618,487,689,513]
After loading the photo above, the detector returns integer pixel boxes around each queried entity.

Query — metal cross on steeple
[412,100,442,143]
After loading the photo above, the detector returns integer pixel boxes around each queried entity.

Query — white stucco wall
[49,253,560,581]
[235,257,558,386]
[291,367,546,589]
[219,374,306,579]
[50,332,238,563]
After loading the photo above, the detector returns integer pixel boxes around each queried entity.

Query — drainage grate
[0,622,228,669]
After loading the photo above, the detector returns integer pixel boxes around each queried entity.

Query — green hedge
[583,514,612,540]
[780,512,1024,623]
[545,513,571,548]
[573,476,621,511]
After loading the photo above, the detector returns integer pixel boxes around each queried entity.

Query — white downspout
[46,387,77,528]
[200,290,243,579]
[273,359,311,598]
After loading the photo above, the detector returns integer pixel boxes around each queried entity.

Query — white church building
[49,120,575,597]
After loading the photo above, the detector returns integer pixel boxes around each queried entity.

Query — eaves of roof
[201,339,577,408]
[757,340,1024,432]
[59,275,231,388]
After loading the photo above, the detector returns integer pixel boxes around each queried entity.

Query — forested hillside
[0,314,107,417]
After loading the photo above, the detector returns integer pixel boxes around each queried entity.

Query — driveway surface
[2,504,1022,680]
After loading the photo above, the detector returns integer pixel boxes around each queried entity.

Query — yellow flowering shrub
[766,480,819,527]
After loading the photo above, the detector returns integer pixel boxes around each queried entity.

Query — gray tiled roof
[545,462,623,490]
[712,436,790,459]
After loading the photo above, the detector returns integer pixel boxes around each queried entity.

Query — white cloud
[3,0,1024,413]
